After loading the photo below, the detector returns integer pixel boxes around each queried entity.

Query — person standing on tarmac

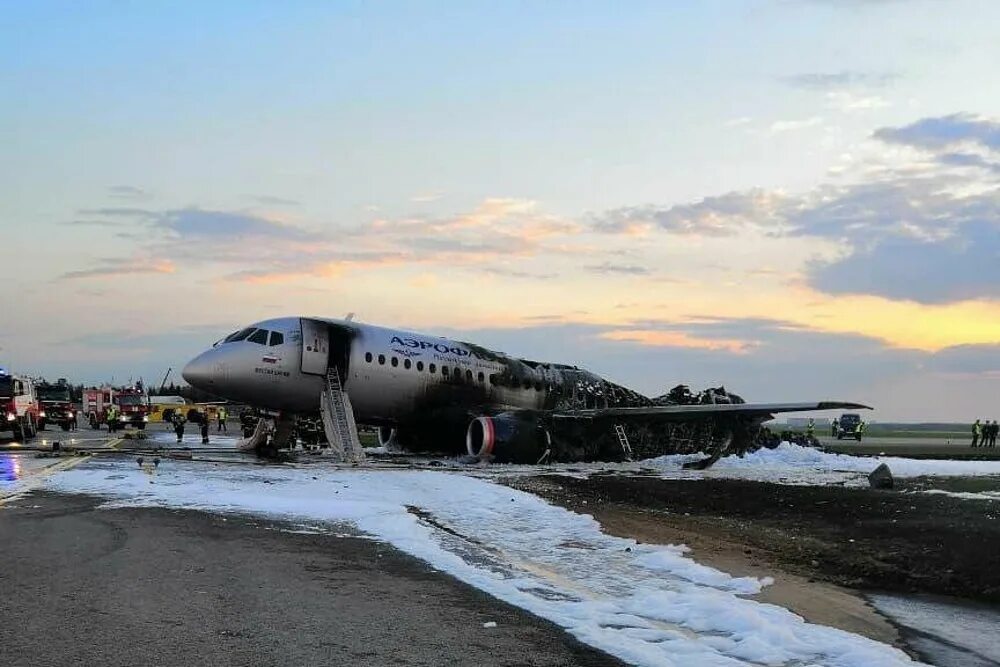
[989,420,998,448]
[806,418,815,440]
[200,411,210,444]
[172,411,186,444]
[971,419,982,448]
[217,406,227,433]
[107,405,118,434]
[831,418,839,437]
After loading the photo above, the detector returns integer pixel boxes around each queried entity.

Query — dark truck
[836,413,863,441]
[37,381,76,431]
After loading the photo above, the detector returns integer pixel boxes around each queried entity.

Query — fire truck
[0,371,41,441]
[37,380,77,431]
[84,385,150,430]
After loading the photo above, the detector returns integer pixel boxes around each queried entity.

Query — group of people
[972,419,998,448]
[170,406,229,444]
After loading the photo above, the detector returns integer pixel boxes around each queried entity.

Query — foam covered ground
[46,460,923,667]
[643,442,1000,486]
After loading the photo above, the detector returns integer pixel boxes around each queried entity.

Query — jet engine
[466,411,551,464]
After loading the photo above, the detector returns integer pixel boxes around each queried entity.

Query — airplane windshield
[117,395,144,406]
[223,328,256,343]
[38,386,71,402]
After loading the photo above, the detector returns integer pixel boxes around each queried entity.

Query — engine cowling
[466,411,551,463]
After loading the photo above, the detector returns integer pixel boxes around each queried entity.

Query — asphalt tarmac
[0,492,618,667]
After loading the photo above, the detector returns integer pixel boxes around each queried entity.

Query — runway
[3,423,999,666]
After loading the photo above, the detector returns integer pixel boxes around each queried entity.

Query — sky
[2,0,999,421]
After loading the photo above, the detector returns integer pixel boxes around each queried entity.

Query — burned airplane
[182,317,869,467]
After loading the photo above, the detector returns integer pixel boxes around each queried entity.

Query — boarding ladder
[321,366,365,463]
[614,424,633,462]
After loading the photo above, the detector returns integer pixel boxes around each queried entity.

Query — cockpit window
[225,328,256,343]
[268,331,284,346]
[248,329,270,345]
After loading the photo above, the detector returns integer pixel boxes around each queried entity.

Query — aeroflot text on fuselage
[390,336,475,358]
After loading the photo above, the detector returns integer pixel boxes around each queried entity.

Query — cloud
[481,267,560,280]
[61,219,129,228]
[153,208,319,241]
[410,192,444,203]
[600,329,757,354]
[592,190,788,237]
[108,185,151,200]
[59,259,176,280]
[584,262,651,276]
[250,195,300,207]
[769,116,825,133]
[808,219,1000,303]
[587,113,1000,305]
[780,71,899,90]
[825,91,890,112]
[78,207,156,218]
[926,344,1000,376]
[873,113,1000,152]
[938,153,1000,173]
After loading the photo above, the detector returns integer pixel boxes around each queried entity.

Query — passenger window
[378,354,386,365]
[248,329,269,345]
[466,370,473,381]
[391,357,399,367]
[442,366,449,376]
[429,363,436,374]
[404,359,411,370]
[365,352,373,363]
[268,332,284,346]
[416,361,424,371]
[478,372,485,383]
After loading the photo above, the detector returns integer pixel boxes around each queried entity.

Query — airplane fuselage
[183,316,647,436]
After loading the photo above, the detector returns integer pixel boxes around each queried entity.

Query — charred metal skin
[183,317,870,466]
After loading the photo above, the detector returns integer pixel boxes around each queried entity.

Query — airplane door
[300,319,329,375]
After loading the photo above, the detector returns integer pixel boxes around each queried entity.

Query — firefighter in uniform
[172,411,186,443]
[217,406,228,433]
[107,405,118,434]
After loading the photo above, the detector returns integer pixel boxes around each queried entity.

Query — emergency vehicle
[84,385,150,430]
[0,371,41,441]
[37,380,77,431]
[836,413,864,441]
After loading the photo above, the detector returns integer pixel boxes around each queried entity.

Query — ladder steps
[322,366,365,463]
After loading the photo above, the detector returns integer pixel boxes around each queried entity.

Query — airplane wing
[551,401,871,421]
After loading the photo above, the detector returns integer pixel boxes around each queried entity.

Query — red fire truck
[84,385,150,430]
[0,371,42,441]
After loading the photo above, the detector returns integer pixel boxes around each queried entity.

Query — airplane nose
[182,351,216,390]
